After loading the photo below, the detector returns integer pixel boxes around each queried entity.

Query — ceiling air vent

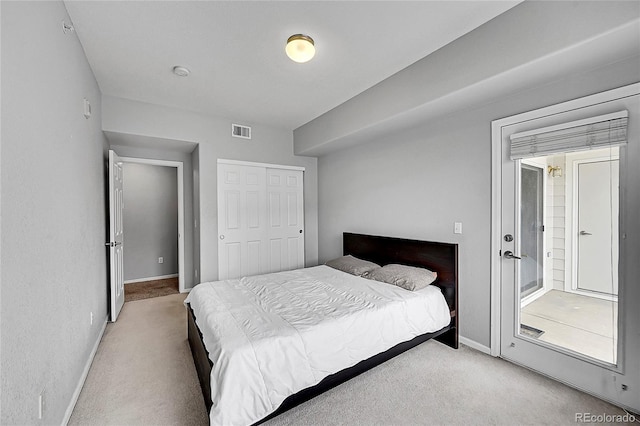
[231,124,251,140]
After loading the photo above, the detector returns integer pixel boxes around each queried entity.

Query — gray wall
[302,1,640,350]
[316,56,640,349]
[122,163,178,282]
[1,1,109,423]
[102,96,319,283]
[111,144,196,289]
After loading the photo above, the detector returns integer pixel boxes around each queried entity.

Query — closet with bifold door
[217,160,305,280]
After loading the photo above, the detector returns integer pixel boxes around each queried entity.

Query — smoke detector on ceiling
[172,66,190,77]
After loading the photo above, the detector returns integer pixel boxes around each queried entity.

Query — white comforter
[185,265,451,426]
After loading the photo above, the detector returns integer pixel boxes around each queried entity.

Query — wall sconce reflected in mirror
[548,165,562,178]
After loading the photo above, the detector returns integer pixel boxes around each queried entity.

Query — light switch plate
[83,98,91,119]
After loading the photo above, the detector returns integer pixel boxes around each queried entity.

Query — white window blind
[509,110,628,160]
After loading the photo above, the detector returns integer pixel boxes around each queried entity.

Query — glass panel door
[497,86,639,413]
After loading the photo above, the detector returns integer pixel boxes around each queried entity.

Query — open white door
[108,150,125,321]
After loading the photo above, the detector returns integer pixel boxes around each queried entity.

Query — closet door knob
[219,235,225,240]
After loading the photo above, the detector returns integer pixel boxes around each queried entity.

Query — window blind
[509,110,628,160]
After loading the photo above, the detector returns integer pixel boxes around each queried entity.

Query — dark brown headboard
[343,232,458,317]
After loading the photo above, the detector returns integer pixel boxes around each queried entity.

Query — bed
[186,232,458,425]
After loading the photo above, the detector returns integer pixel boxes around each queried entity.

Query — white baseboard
[459,336,492,355]
[124,273,178,284]
[62,316,108,426]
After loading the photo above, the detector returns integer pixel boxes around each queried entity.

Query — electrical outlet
[158,257,164,264]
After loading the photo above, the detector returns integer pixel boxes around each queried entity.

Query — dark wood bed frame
[187,232,459,424]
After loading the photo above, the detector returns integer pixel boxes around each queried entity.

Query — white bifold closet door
[217,162,304,280]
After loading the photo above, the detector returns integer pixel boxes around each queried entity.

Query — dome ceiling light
[285,34,315,63]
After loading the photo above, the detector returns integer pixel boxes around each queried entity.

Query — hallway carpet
[69,293,208,425]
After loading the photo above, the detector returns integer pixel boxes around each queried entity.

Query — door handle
[105,242,122,247]
[580,231,592,236]
[219,235,225,240]
[504,250,521,260]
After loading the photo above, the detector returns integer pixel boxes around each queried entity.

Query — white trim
[490,119,503,356]
[459,336,492,355]
[217,158,305,172]
[490,82,639,357]
[124,273,179,284]
[119,156,186,294]
[61,316,108,426]
[120,157,183,168]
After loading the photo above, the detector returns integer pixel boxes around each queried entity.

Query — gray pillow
[325,255,380,276]
[366,264,437,291]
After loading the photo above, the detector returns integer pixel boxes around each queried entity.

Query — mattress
[185,265,451,425]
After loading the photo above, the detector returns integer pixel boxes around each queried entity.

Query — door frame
[120,156,186,293]
[490,82,638,356]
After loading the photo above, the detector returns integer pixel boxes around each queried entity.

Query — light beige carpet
[263,343,631,426]
[70,293,633,426]
[69,293,208,426]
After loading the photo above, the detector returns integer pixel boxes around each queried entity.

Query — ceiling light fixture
[285,34,315,63]
[172,66,190,77]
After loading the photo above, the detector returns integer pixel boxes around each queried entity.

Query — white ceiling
[64,1,520,131]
